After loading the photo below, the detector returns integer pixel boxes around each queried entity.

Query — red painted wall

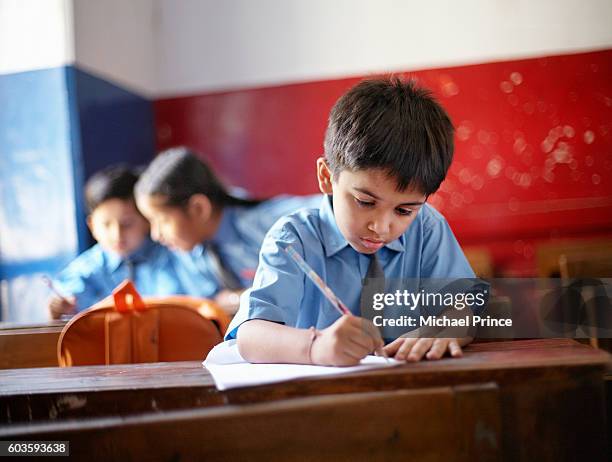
[155,50,612,275]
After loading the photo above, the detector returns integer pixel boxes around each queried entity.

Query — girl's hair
[135,147,261,208]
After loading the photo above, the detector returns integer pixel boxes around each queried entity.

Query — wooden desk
[0,339,609,460]
[0,384,502,461]
[0,321,65,369]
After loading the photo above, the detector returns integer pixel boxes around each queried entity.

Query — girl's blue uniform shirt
[174,194,323,298]
[226,196,476,339]
[54,238,197,311]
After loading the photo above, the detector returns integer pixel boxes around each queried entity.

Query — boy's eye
[395,208,413,216]
[354,198,374,208]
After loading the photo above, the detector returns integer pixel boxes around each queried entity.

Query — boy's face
[88,199,150,257]
[316,158,426,254]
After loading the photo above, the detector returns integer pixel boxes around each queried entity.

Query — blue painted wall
[0,66,155,322]
[70,67,156,248]
[0,67,79,321]
[72,67,155,180]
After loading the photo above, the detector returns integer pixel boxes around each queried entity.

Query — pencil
[42,275,75,321]
[283,245,389,361]
[41,275,71,303]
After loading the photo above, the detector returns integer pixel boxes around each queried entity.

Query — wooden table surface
[1,338,608,390]
[0,338,608,422]
[1,339,609,461]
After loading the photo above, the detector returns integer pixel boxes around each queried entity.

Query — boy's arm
[237,320,314,364]
[229,220,383,365]
[238,317,383,366]
[50,251,106,313]
[225,220,312,340]
[420,209,478,279]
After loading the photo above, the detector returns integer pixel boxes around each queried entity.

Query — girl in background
[135,147,320,313]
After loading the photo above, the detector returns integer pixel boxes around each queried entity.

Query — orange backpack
[57,280,231,367]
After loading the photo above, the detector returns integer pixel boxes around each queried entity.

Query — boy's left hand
[383,337,471,361]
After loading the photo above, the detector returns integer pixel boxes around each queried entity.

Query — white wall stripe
[0,0,74,76]
[2,1,610,96]
[154,0,612,97]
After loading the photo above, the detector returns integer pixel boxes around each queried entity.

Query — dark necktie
[360,252,386,315]
[205,242,243,291]
[124,258,136,282]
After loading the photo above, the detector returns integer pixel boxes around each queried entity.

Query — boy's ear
[86,215,94,233]
[187,194,213,221]
[316,157,334,195]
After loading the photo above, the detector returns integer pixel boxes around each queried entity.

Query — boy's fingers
[407,338,434,362]
[382,337,404,356]
[395,338,418,360]
[448,339,463,357]
[340,343,368,364]
[355,317,384,342]
[425,339,448,360]
[347,317,384,353]
[358,324,385,351]
[346,330,376,353]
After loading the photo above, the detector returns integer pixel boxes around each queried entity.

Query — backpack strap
[112,280,146,312]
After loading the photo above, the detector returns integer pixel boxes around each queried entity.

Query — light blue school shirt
[226,195,476,340]
[54,238,193,312]
[174,194,323,298]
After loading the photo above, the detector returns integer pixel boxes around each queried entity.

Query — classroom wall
[0,0,156,321]
[154,0,612,96]
[0,0,74,75]
[0,0,79,321]
[71,0,156,190]
[1,0,611,320]
[153,0,612,275]
[72,0,156,96]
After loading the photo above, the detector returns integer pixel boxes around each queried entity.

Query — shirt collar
[318,195,350,257]
[318,195,405,257]
[105,238,156,273]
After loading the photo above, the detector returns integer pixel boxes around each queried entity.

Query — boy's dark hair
[324,77,454,195]
[85,165,139,213]
[135,147,260,208]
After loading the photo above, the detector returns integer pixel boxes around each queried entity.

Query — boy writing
[48,165,196,319]
[226,78,477,365]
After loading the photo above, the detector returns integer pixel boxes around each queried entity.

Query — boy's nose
[368,214,391,236]
[109,223,121,241]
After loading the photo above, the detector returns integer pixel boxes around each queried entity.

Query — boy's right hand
[48,296,77,320]
[310,315,384,366]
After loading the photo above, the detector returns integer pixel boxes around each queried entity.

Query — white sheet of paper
[203,340,403,390]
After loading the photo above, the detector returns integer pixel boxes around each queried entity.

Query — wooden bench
[0,383,501,461]
[0,321,65,369]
